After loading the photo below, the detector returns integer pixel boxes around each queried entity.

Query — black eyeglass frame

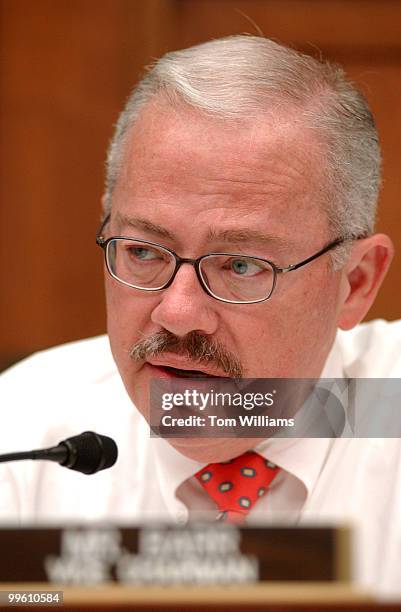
[96,213,345,304]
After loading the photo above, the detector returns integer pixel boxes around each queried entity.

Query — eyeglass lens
[106,239,275,302]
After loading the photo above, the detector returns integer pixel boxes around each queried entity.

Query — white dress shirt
[0,319,401,597]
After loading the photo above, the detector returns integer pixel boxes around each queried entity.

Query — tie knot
[195,451,279,523]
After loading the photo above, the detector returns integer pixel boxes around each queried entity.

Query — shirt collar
[152,436,204,515]
[256,331,346,496]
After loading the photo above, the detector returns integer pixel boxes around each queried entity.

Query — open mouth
[161,366,220,378]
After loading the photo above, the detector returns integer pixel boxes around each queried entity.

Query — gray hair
[104,35,381,267]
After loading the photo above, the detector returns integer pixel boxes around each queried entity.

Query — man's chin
[164,436,261,463]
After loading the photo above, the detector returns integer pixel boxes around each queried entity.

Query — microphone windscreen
[60,431,118,474]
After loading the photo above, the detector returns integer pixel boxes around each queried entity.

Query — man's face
[105,100,344,461]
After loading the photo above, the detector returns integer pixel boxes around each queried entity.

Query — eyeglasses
[96,214,345,304]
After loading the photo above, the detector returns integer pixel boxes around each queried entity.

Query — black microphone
[0,431,118,475]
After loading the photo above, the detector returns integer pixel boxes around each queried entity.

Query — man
[1,36,400,594]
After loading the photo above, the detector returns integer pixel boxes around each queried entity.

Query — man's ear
[337,234,394,331]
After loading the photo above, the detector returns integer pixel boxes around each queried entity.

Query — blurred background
[1,0,400,371]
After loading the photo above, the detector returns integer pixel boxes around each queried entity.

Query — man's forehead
[120,121,322,209]
[125,97,319,170]
[113,100,330,246]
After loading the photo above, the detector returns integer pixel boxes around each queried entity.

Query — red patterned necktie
[195,451,280,524]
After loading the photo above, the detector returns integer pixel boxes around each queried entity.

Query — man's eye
[227,258,263,276]
[129,247,161,261]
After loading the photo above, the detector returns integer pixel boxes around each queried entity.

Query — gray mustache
[129,330,243,378]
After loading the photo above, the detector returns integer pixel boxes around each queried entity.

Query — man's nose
[151,263,219,337]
